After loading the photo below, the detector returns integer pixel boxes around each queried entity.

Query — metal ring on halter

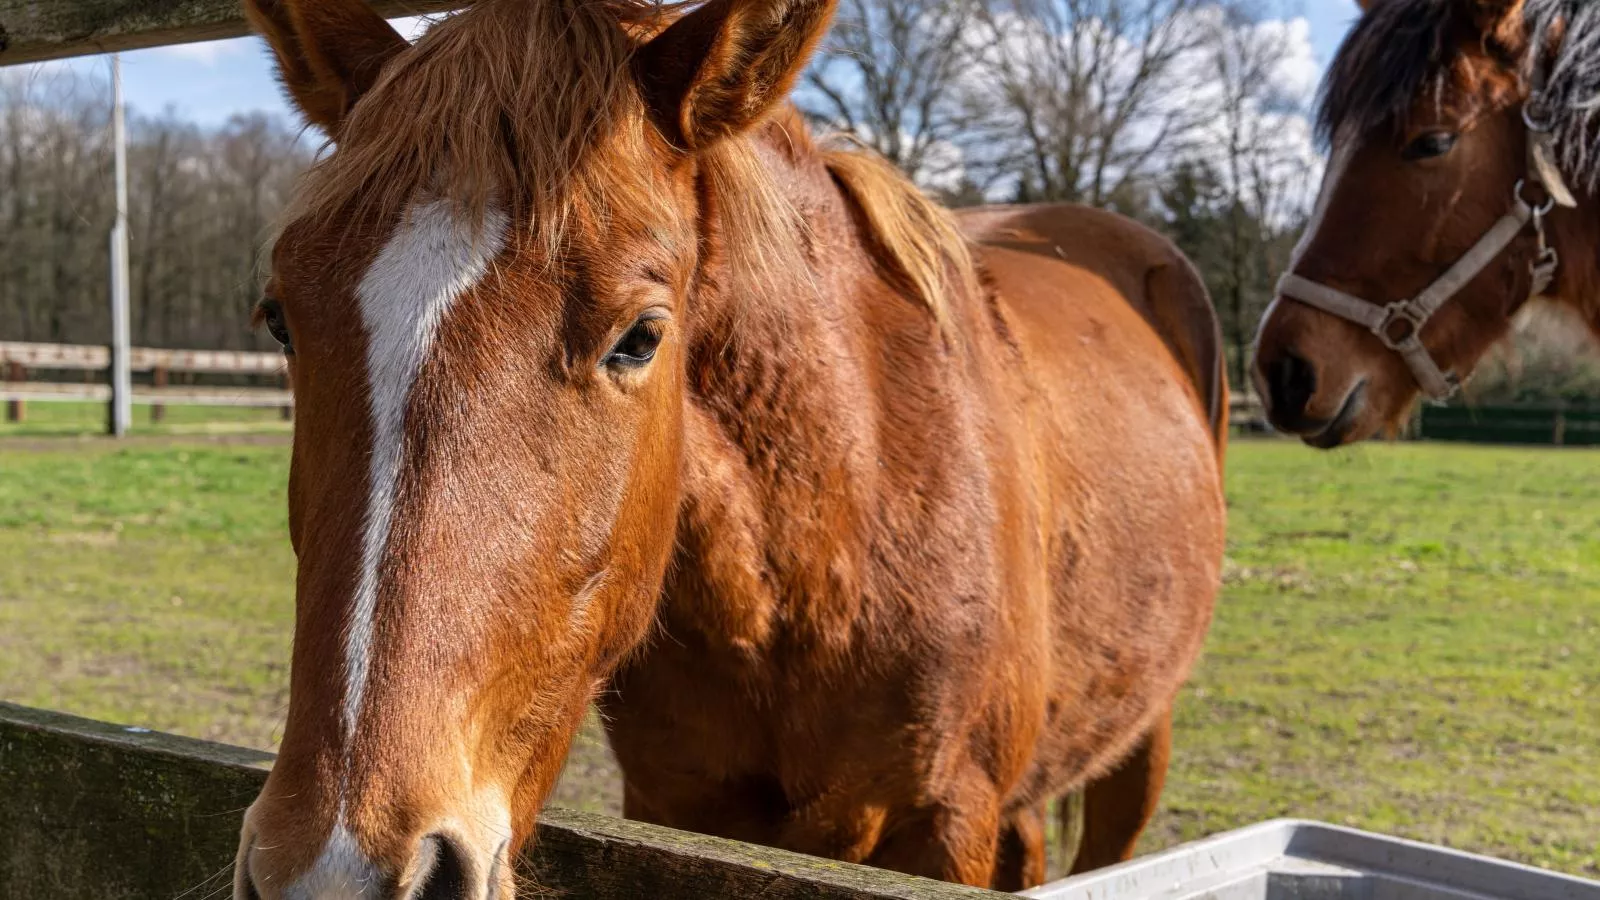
[1515,179,1558,217]
[1523,102,1556,133]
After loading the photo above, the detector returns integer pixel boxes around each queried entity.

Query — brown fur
[1256,0,1600,446]
[235,0,1226,896]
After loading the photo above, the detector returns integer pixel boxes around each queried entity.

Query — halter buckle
[1374,301,1427,351]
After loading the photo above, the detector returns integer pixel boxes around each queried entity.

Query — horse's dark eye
[1402,131,1458,161]
[259,299,293,354]
[605,317,665,369]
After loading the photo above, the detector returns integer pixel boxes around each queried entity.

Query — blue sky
[22,0,1362,128]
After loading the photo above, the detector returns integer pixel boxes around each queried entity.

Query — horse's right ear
[243,0,408,135]
[633,0,837,151]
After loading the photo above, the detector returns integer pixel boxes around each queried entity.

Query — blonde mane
[289,0,973,320]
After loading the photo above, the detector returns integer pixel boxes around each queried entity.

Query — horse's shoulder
[956,203,1226,444]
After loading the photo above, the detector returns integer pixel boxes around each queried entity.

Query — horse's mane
[289,0,971,321]
[1317,0,1600,193]
[1528,1,1600,194]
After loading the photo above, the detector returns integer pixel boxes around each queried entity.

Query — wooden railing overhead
[0,0,461,66]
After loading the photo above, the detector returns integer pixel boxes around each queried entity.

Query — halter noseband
[1276,95,1575,401]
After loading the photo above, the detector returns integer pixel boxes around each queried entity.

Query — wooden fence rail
[1,340,291,424]
[0,702,1002,900]
[0,0,461,66]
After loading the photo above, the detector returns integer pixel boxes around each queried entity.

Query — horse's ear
[633,0,837,151]
[1464,0,1528,51]
[244,0,408,135]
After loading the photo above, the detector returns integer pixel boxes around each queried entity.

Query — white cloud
[145,37,248,65]
[389,15,456,42]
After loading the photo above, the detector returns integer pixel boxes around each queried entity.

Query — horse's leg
[991,803,1048,891]
[862,780,1002,886]
[1068,708,1173,874]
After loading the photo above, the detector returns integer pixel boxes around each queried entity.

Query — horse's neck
[1551,201,1600,335]
[667,126,940,654]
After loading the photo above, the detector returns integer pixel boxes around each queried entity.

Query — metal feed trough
[1025,819,1600,900]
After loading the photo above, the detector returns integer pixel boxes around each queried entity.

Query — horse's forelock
[1315,0,1459,146]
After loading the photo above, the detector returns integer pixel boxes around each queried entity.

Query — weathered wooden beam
[0,0,463,67]
[0,383,294,406]
[1,342,284,375]
[0,703,1008,899]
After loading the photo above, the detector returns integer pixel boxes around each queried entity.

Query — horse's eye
[604,316,665,369]
[259,298,293,354]
[1402,131,1458,161]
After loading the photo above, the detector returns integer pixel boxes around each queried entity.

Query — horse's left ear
[633,0,837,151]
[244,0,409,135]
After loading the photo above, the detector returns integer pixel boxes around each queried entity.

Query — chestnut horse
[234,0,1226,897]
[1255,0,1600,446]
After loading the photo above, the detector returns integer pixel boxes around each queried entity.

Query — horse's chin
[1300,381,1372,449]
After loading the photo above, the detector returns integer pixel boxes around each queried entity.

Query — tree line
[0,69,308,352]
[2,0,1595,404]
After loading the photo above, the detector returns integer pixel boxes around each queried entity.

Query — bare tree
[1203,2,1316,389]
[803,0,978,192]
[0,68,311,352]
[962,0,1219,207]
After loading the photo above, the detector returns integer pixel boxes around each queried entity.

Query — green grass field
[1,400,292,438]
[0,434,1595,876]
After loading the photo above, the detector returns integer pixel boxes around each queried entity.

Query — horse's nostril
[1266,349,1318,422]
[414,833,470,900]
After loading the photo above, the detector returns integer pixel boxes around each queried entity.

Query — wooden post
[1553,403,1566,447]
[280,372,293,421]
[106,55,133,437]
[151,365,167,423]
[4,361,23,423]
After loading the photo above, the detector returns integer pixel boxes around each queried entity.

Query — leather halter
[1276,102,1573,400]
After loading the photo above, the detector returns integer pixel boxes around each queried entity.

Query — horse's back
[958,203,1227,449]
[955,202,1226,804]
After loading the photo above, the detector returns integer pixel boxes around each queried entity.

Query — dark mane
[1529,1,1600,192]
[1315,0,1458,145]
[1318,0,1600,193]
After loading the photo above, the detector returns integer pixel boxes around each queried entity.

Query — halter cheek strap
[1276,196,1540,399]
[1275,102,1572,401]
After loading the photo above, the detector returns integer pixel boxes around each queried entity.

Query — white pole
[108,54,132,437]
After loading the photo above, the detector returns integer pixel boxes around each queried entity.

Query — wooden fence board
[1,341,283,374]
[0,702,1005,900]
[0,0,461,66]
[0,383,292,406]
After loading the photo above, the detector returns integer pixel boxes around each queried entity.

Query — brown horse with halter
[1255,0,1600,446]
[233,0,1227,896]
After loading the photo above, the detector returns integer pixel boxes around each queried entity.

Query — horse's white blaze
[1257,134,1356,348]
[285,825,380,900]
[344,199,508,745]
[1289,133,1355,270]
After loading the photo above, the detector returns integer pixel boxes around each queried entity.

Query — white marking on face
[1253,134,1357,407]
[345,200,508,744]
[1258,133,1358,345]
[1289,133,1356,269]
[285,825,382,900]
